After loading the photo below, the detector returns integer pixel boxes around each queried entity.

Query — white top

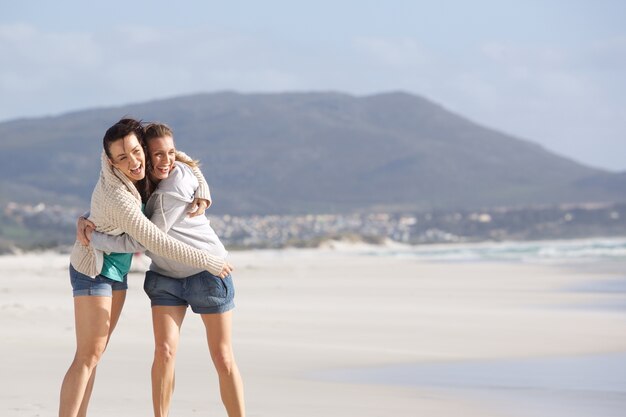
[91,162,227,278]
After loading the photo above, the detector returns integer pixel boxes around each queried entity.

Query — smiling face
[107,133,146,183]
[147,135,176,181]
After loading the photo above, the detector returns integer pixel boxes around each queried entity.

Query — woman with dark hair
[59,118,233,417]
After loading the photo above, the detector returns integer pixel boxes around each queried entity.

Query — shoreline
[3,233,626,251]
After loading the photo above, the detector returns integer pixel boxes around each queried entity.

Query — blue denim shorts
[69,264,128,297]
[144,270,235,314]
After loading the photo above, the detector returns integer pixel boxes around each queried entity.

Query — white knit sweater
[70,151,225,277]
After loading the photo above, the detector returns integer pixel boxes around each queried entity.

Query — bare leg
[75,290,127,417]
[58,295,115,417]
[151,306,186,417]
[201,311,245,417]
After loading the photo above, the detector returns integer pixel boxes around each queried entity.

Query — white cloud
[481,41,567,69]
[0,24,301,120]
[353,36,433,69]
[0,24,100,68]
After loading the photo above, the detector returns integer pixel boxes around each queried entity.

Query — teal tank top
[100,252,133,282]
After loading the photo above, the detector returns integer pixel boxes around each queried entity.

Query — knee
[212,348,235,376]
[75,343,107,369]
[154,342,177,364]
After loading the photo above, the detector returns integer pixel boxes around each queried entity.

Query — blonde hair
[144,122,199,168]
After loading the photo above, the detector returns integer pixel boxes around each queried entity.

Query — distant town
[1,201,625,254]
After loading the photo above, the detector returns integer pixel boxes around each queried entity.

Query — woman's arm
[105,189,227,276]
[90,231,145,253]
[90,192,187,254]
[176,150,212,217]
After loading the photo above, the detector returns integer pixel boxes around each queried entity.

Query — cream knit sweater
[70,151,225,277]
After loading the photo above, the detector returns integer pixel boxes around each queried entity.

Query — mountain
[0,91,623,214]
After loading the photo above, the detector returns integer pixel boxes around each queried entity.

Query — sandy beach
[1,247,625,417]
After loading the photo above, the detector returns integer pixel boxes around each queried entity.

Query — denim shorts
[69,264,128,297]
[144,270,235,314]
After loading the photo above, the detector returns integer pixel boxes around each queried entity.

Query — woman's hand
[85,226,95,243]
[187,198,209,217]
[76,216,96,246]
[218,262,234,278]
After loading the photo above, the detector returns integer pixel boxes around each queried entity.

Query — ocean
[364,237,626,264]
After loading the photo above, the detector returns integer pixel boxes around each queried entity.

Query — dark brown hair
[102,118,144,158]
[103,117,149,202]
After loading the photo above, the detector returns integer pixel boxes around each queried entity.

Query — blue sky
[2,0,625,170]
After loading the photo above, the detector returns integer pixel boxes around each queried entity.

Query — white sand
[1,249,625,416]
